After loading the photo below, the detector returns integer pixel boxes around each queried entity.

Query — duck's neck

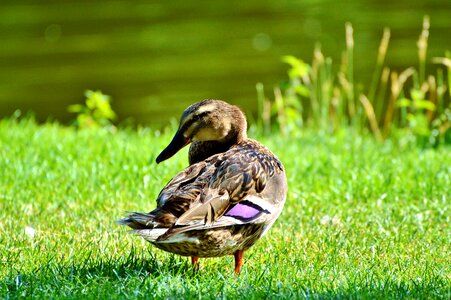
[188,130,246,165]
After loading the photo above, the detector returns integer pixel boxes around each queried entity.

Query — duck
[119,99,287,274]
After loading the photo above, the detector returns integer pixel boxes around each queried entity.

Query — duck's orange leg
[233,250,244,274]
[191,256,199,270]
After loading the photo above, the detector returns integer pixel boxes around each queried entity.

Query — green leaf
[397,98,411,107]
[67,104,85,113]
[413,99,435,111]
[410,89,424,101]
[285,107,300,122]
[295,85,310,97]
[281,55,302,67]
[282,55,310,78]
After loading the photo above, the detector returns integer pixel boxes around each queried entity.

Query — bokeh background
[1,0,450,126]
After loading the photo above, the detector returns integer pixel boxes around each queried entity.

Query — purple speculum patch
[225,201,269,221]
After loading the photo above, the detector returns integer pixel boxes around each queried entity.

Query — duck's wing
[136,161,212,226]
[156,161,210,208]
[120,161,213,229]
[168,144,284,230]
[121,143,286,243]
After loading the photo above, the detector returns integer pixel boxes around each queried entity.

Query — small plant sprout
[68,90,117,129]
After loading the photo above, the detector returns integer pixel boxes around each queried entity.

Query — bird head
[156,99,247,164]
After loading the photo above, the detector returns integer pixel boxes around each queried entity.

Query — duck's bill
[156,131,191,164]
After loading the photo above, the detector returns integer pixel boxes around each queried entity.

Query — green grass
[0,118,450,299]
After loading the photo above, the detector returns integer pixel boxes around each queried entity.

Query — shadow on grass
[2,248,449,298]
[1,247,197,297]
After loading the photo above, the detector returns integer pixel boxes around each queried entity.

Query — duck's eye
[190,112,208,124]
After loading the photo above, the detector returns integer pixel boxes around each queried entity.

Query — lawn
[0,118,449,299]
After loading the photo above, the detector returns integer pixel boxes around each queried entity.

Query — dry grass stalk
[417,16,430,83]
[345,22,355,118]
[360,94,383,142]
[274,87,286,136]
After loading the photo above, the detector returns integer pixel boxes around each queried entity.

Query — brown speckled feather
[149,139,283,231]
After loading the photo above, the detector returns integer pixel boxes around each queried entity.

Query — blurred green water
[0,0,450,126]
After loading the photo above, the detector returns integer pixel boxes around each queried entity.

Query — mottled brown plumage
[119,99,287,274]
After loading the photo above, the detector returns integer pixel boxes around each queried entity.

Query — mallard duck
[119,99,287,273]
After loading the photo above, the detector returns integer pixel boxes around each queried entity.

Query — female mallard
[119,100,287,273]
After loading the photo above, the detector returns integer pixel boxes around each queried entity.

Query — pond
[1,0,450,126]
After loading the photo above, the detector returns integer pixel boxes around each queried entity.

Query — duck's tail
[117,212,168,242]
[117,212,155,229]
